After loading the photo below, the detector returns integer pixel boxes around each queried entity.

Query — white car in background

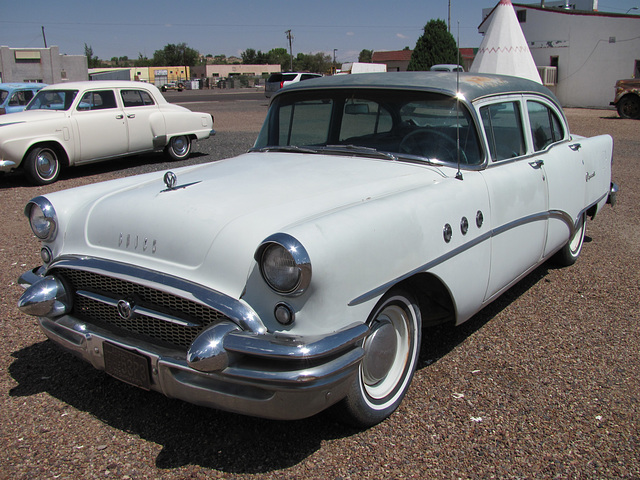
[18,72,617,427]
[0,81,214,185]
[264,72,322,98]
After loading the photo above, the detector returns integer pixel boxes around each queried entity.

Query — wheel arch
[22,141,70,169]
[392,272,456,328]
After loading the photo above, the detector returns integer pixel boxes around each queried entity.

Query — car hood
[77,152,447,293]
[0,109,65,126]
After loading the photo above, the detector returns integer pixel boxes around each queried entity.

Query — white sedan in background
[18,73,617,427]
[0,81,214,185]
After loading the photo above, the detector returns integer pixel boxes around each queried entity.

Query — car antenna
[455,22,463,181]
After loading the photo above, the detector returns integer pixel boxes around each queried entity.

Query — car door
[120,89,157,153]
[523,98,587,257]
[478,98,549,302]
[73,89,128,162]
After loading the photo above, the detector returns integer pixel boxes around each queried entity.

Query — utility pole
[333,49,338,74]
[448,0,451,32]
[42,26,47,48]
[285,30,294,71]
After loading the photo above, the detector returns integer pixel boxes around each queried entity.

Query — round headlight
[256,233,311,296]
[26,197,57,241]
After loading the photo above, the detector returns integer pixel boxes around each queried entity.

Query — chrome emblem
[117,299,134,320]
[164,171,177,190]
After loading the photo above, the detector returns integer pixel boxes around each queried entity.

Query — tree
[267,48,291,71]
[358,49,373,63]
[152,43,200,66]
[84,43,101,68]
[407,19,459,71]
[293,52,332,74]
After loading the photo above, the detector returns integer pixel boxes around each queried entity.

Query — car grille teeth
[55,268,228,350]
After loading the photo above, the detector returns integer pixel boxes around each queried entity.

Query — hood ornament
[161,170,201,193]
[164,171,177,190]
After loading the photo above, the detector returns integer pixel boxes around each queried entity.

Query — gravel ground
[0,100,638,480]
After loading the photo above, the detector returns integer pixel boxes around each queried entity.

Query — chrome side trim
[349,201,602,307]
[46,256,267,334]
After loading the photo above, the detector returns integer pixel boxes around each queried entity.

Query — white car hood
[81,152,446,286]
[0,109,65,126]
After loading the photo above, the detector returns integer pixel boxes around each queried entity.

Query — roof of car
[40,81,159,91]
[0,82,47,90]
[279,71,557,104]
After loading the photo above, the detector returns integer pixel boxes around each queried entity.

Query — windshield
[253,88,483,166]
[26,90,79,111]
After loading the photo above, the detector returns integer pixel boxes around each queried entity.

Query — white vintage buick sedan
[0,81,214,185]
[18,73,617,427]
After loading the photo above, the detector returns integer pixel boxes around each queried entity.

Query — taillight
[280,81,284,89]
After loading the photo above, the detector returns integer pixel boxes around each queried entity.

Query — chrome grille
[55,268,228,350]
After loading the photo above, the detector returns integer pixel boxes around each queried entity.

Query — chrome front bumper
[18,265,369,420]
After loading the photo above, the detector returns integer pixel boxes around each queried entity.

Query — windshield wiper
[250,145,320,154]
[318,145,397,161]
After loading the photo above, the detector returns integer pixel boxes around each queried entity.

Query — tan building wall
[0,45,87,83]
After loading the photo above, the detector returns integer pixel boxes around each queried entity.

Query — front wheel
[333,289,422,427]
[554,213,586,266]
[24,146,61,185]
[616,95,640,119]
[164,135,192,161]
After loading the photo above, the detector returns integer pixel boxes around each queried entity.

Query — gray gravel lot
[0,98,638,479]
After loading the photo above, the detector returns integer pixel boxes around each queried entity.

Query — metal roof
[280,71,557,104]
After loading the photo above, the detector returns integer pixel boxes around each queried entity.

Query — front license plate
[103,342,151,390]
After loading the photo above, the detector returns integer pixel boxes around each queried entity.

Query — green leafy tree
[358,49,373,63]
[153,43,200,66]
[134,53,151,67]
[407,19,458,71]
[84,43,101,68]
[267,48,291,71]
[293,52,332,74]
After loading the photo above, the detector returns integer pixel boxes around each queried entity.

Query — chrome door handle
[569,143,581,151]
[115,114,124,119]
[127,114,135,119]
[529,159,544,169]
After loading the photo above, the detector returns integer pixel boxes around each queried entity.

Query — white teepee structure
[470,0,542,84]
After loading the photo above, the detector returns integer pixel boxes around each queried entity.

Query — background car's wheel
[333,289,422,428]
[165,136,192,161]
[616,95,640,119]
[24,146,61,185]
[554,213,586,266]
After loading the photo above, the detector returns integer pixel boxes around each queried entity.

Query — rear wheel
[554,213,586,266]
[164,135,192,161]
[616,95,640,119]
[24,146,61,185]
[333,289,421,427]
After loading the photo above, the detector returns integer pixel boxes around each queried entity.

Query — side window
[527,100,565,151]
[339,99,392,142]
[77,90,117,111]
[121,90,155,107]
[9,91,33,106]
[480,101,525,161]
[278,99,333,146]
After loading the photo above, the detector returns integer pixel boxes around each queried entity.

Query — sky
[1,0,638,63]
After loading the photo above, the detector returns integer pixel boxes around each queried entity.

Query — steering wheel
[399,128,467,164]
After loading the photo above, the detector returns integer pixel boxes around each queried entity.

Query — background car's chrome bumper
[36,312,367,420]
[0,160,17,172]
